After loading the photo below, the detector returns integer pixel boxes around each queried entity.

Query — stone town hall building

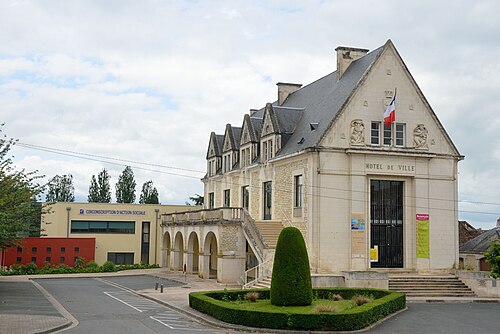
[161,40,463,285]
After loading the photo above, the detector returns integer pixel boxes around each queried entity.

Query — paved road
[101,274,186,290]
[35,278,231,334]
[0,281,61,316]
[366,302,500,334]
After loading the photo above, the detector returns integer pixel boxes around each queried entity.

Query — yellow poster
[370,246,378,263]
[416,214,430,258]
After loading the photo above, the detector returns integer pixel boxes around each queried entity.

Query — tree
[46,174,75,202]
[139,180,159,204]
[485,240,500,278]
[115,166,136,203]
[88,168,111,203]
[0,125,44,248]
[189,194,204,206]
[270,227,312,306]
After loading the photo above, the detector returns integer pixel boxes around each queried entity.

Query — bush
[270,227,312,306]
[189,288,406,331]
[314,305,340,313]
[101,261,116,272]
[244,292,260,302]
[485,240,500,278]
[331,294,343,301]
[352,295,373,306]
[74,257,85,269]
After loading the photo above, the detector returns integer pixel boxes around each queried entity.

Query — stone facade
[195,40,463,283]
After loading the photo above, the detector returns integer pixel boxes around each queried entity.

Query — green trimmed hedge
[0,262,160,276]
[189,288,406,331]
[270,227,312,306]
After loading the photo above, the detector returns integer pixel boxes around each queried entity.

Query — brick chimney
[277,82,302,106]
[335,46,369,80]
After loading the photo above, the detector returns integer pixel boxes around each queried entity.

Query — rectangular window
[74,247,79,253]
[242,186,249,210]
[263,141,268,161]
[395,123,405,146]
[241,149,246,167]
[371,122,380,145]
[223,189,231,207]
[45,257,51,262]
[107,252,134,265]
[16,257,22,263]
[60,257,65,263]
[32,247,37,253]
[208,192,215,209]
[294,175,303,208]
[141,222,150,265]
[71,221,135,234]
[17,246,22,253]
[383,123,392,146]
[263,181,272,220]
[61,247,66,253]
[269,139,273,158]
[46,247,51,254]
[31,257,36,263]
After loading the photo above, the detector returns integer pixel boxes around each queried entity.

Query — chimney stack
[277,82,302,106]
[497,217,500,228]
[335,46,369,80]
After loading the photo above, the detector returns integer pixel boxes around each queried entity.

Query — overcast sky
[1,0,499,229]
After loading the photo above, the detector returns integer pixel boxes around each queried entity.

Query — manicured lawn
[226,298,357,313]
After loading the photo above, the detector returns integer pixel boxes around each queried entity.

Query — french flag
[384,93,396,126]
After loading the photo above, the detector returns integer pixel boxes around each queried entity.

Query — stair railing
[243,259,272,289]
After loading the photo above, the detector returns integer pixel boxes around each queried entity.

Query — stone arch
[187,231,200,274]
[173,231,184,271]
[162,231,171,268]
[202,232,218,279]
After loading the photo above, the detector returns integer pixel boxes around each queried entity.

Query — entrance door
[370,180,403,268]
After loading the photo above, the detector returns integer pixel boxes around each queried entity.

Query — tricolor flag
[384,93,396,126]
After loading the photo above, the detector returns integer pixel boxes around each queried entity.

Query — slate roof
[215,134,224,155]
[460,227,500,254]
[251,45,384,156]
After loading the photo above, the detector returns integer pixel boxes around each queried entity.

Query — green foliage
[88,168,112,203]
[188,194,204,206]
[101,260,116,272]
[46,174,75,202]
[116,166,136,203]
[139,180,159,204]
[270,227,312,306]
[0,261,160,275]
[74,257,85,269]
[0,125,45,249]
[485,240,500,278]
[189,288,406,331]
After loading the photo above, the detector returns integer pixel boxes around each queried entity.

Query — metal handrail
[243,259,272,289]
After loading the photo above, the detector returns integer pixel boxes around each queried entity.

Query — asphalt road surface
[35,278,232,334]
[32,276,500,334]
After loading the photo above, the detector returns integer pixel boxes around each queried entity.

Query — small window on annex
[208,192,215,209]
[223,189,231,207]
[241,186,249,210]
[294,175,303,208]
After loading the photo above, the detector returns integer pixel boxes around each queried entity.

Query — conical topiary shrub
[270,226,312,306]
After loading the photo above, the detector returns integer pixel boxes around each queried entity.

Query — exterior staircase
[389,275,476,297]
[253,220,284,248]
[251,276,272,289]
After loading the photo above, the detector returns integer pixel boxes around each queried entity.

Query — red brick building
[0,237,95,268]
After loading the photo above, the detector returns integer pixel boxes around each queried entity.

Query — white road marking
[150,315,174,329]
[104,291,143,312]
